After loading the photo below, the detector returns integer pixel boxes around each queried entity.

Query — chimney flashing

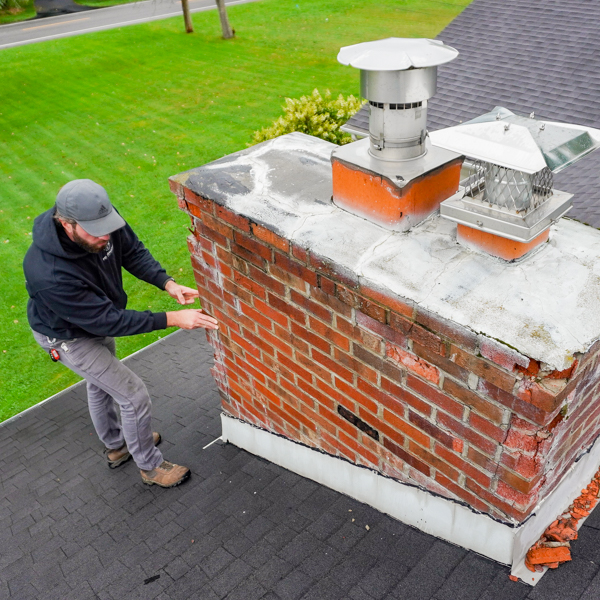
[172,133,600,372]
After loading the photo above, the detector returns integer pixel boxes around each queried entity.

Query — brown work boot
[140,461,190,488]
[106,432,162,469]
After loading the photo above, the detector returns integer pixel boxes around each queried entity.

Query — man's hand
[165,280,200,305]
[166,309,219,330]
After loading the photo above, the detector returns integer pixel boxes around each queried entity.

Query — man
[23,179,218,488]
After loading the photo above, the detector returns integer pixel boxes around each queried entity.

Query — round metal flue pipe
[338,38,458,161]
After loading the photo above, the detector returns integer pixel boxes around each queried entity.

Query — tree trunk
[215,0,234,39]
[181,0,193,33]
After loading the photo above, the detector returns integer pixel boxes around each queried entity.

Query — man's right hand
[166,309,219,330]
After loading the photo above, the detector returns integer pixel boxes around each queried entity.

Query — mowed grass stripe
[0,0,471,420]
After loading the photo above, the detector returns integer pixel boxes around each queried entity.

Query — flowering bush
[251,89,364,146]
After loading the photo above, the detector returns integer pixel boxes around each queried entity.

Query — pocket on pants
[63,338,115,377]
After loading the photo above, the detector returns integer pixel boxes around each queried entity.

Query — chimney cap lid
[430,108,600,173]
[337,37,459,71]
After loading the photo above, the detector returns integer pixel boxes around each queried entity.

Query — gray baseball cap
[55,179,126,236]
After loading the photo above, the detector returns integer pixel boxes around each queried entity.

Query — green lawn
[0,0,35,24]
[0,0,471,422]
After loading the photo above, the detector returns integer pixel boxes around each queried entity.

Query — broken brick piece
[526,546,571,565]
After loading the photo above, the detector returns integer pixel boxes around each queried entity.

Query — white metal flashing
[221,413,600,586]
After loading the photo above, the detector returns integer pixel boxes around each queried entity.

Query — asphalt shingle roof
[344,0,600,227]
[3,329,600,599]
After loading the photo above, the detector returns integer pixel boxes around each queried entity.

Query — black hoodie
[24,207,170,339]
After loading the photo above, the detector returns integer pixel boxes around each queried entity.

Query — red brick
[170,178,183,196]
[292,244,309,263]
[278,353,313,385]
[415,308,478,352]
[407,375,463,420]
[359,284,415,319]
[514,379,563,413]
[357,298,387,324]
[255,323,293,356]
[477,379,550,426]
[231,242,267,270]
[408,440,460,482]
[311,286,353,318]
[388,312,414,336]
[497,466,542,494]
[308,316,350,351]
[356,311,407,348]
[435,444,492,488]
[338,429,380,466]
[233,230,272,261]
[353,345,385,372]
[467,446,496,473]
[466,478,528,521]
[239,301,273,331]
[387,344,440,385]
[267,293,305,325]
[274,252,318,286]
[442,378,504,424]
[290,289,333,323]
[184,187,215,214]
[233,270,267,300]
[437,411,498,455]
[336,285,358,308]
[309,253,360,289]
[413,342,470,384]
[222,278,253,306]
[354,326,385,354]
[334,348,378,385]
[251,223,289,253]
[469,412,506,443]
[384,409,430,448]
[311,348,353,383]
[479,337,529,372]
[215,205,251,232]
[409,411,455,449]
[434,472,490,513]
[381,377,432,416]
[291,321,331,354]
[200,221,230,248]
[298,402,337,436]
[216,244,233,266]
[251,297,289,329]
[318,275,336,296]
[270,265,307,292]
[334,377,378,415]
[495,480,540,509]
[229,329,261,359]
[383,437,431,477]
[450,345,516,393]
[246,264,286,296]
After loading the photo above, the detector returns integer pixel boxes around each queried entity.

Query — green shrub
[251,89,364,146]
[0,0,31,12]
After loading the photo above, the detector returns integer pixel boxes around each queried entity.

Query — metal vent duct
[337,38,459,161]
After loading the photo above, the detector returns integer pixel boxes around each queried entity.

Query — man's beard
[72,230,108,254]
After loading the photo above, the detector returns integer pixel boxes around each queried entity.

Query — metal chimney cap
[337,38,459,71]
[430,108,600,174]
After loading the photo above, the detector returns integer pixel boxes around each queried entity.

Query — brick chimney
[170,43,600,588]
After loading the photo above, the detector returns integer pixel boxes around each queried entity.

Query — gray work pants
[33,330,163,471]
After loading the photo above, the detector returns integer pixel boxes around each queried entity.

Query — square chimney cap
[430,107,600,174]
[337,38,458,71]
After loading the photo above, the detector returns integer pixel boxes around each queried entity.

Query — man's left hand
[165,280,200,305]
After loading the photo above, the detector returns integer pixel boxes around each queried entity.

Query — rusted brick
[443,378,504,425]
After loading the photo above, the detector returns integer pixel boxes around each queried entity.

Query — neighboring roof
[342,0,600,227]
[4,328,600,599]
